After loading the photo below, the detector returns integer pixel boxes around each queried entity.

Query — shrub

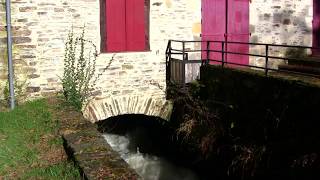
[62,27,98,111]
[62,27,114,111]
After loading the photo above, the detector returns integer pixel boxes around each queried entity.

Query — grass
[0,99,81,179]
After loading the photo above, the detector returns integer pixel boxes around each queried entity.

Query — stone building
[0,0,317,121]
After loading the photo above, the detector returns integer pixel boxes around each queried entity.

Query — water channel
[99,115,201,180]
[103,133,199,180]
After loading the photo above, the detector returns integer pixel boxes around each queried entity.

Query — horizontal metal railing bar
[183,60,202,63]
[170,40,320,50]
[169,52,186,55]
[208,59,273,71]
[166,39,320,87]
[171,56,288,71]
[170,48,188,52]
[174,49,205,53]
[209,58,320,76]
[208,60,320,78]
[171,48,316,63]
[208,50,313,63]
[170,49,268,60]
[267,55,304,62]
[209,50,267,58]
[170,59,202,63]
[170,58,182,61]
[182,60,320,79]
[211,60,320,77]
[171,49,201,53]
[170,40,202,43]
[171,48,279,59]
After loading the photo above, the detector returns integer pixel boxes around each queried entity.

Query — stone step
[278,64,320,76]
[288,56,320,68]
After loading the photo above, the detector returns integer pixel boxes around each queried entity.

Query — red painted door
[227,0,249,65]
[313,0,320,55]
[201,0,226,63]
[126,0,146,51]
[106,0,126,52]
[202,0,249,65]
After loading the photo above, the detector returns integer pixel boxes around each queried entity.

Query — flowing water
[103,133,200,180]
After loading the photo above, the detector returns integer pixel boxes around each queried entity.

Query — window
[100,0,150,52]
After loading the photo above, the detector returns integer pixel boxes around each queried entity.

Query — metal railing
[166,40,320,86]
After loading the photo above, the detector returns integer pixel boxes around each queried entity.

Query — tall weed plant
[62,27,98,111]
[62,27,114,111]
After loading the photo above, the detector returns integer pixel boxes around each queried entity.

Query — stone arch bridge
[83,95,173,123]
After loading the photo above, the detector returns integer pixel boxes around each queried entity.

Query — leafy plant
[62,27,114,111]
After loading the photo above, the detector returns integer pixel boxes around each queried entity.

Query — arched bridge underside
[84,96,173,122]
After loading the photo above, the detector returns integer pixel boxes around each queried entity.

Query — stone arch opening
[84,96,172,122]
[96,114,174,157]
[97,114,202,179]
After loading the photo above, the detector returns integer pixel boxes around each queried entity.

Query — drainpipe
[5,0,15,110]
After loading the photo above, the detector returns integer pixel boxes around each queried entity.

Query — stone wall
[249,0,313,68]
[0,0,201,120]
[0,0,103,99]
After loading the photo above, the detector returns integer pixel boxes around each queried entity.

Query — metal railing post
[206,41,210,65]
[221,41,225,68]
[182,41,186,87]
[166,40,172,82]
[265,45,269,76]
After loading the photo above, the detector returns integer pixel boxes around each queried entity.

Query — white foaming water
[103,133,199,180]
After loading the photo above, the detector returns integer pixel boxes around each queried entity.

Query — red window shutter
[126,0,146,51]
[106,0,126,52]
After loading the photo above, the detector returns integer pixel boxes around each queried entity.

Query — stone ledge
[59,104,140,180]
